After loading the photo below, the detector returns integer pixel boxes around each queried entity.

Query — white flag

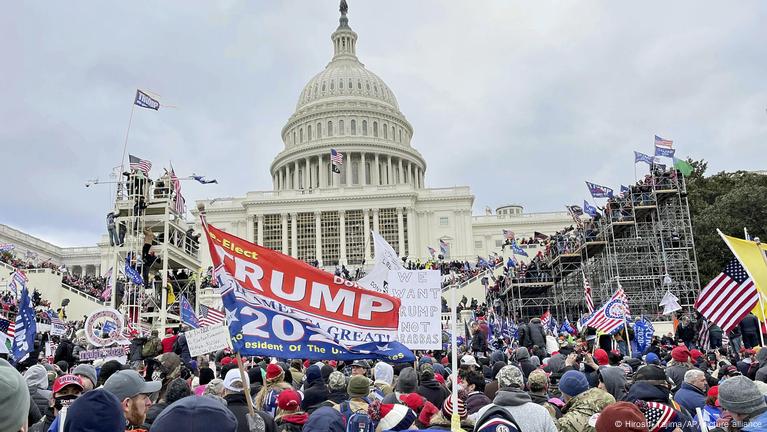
[659,290,682,315]
[357,231,404,293]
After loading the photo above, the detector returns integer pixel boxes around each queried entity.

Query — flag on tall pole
[169,166,185,215]
[330,149,343,173]
[502,229,515,240]
[439,239,449,257]
[694,257,758,331]
[634,151,655,165]
[129,155,152,175]
[0,243,15,253]
[717,231,767,323]
[198,304,226,327]
[585,181,614,198]
[654,135,673,148]
[427,246,436,259]
[180,295,200,328]
[697,319,712,351]
[134,89,161,110]
[583,286,629,334]
[583,272,594,314]
[12,283,37,362]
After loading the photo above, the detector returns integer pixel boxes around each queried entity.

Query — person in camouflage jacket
[556,370,615,432]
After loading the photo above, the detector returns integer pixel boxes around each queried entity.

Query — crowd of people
[4,308,767,432]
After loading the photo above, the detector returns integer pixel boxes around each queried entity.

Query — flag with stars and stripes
[583,272,594,314]
[694,258,758,332]
[330,149,343,173]
[583,286,629,335]
[169,166,185,215]
[129,154,152,175]
[654,135,673,149]
[0,318,15,339]
[199,304,226,327]
[697,319,712,351]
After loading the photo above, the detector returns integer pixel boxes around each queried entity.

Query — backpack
[473,405,522,432]
[142,338,160,358]
[339,401,374,432]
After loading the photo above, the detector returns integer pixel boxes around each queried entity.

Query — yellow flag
[719,231,767,321]
[166,284,176,306]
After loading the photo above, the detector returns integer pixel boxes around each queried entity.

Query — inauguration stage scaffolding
[503,167,700,322]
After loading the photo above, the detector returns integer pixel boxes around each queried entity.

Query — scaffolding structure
[504,167,700,322]
[108,169,202,332]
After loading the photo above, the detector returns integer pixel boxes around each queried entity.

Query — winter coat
[471,331,487,353]
[740,314,760,337]
[514,347,536,383]
[742,409,767,432]
[465,391,492,415]
[29,410,54,432]
[557,388,615,432]
[327,389,347,404]
[474,388,558,432]
[598,366,627,401]
[289,367,304,388]
[484,381,499,400]
[161,335,177,353]
[528,392,561,419]
[754,348,767,382]
[625,382,696,432]
[301,367,330,413]
[173,333,192,366]
[416,377,450,409]
[665,361,693,387]
[142,335,162,358]
[25,365,52,416]
[224,392,276,432]
[128,337,147,361]
[276,413,308,432]
[53,339,76,367]
[528,319,547,348]
[673,383,706,416]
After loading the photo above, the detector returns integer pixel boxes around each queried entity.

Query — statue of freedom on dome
[340,0,348,16]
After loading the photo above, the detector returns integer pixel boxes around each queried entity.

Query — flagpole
[119,102,136,177]
[623,315,633,358]
[450,272,463,432]
[753,237,767,347]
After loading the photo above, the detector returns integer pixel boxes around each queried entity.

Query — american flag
[694,258,758,332]
[330,149,344,165]
[502,229,515,240]
[697,319,712,350]
[654,135,673,149]
[583,273,594,314]
[199,304,226,327]
[0,318,14,339]
[583,286,629,334]
[439,239,449,256]
[639,401,677,432]
[129,154,152,175]
[169,167,185,215]
[47,310,63,325]
[540,310,552,329]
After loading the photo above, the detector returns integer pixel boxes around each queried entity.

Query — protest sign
[79,346,128,362]
[84,307,127,347]
[204,222,401,345]
[387,269,442,350]
[186,324,232,357]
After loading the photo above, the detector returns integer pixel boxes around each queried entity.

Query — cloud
[1,1,765,247]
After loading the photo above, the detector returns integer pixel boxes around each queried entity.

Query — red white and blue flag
[502,229,515,240]
[583,272,594,314]
[198,304,226,327]
[654,135,673,148]
[129,155,152,175]
[583,286,629,334]
[694,258,757,332]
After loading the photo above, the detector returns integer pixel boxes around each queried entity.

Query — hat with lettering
[103,370,161,401]
[53,374,84,394]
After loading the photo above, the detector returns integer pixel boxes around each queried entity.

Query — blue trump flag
[634,151,655,165]
[634,316,655,354]
[180,295,199,328]
[655,146,675,158]
[12,284,37,362]
[124,256,143,286]
[217,272,415,362]
[511,240,528,257]
[620,185,630,194]
[559,317,577,335]
[585,181,614,198]
[583,200,598,218]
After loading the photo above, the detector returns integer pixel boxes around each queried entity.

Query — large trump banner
[203,222,412,360]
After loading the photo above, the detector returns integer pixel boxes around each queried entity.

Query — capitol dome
[270,3,426,192]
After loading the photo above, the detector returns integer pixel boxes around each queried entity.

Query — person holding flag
[12,280,37,363]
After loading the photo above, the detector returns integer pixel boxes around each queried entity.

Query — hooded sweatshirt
[301,365,331,413]
[754,347,767,382]
[515,347,536,381]
[374,362,394,396]
[473,388,558,432]
[24,365,52,415]
[417,370,449,409]
[598,366,627,401]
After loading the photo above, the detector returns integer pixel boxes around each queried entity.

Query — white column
[387,156,393,185]
[339,210,347,265]
[374,154,380,185]
[286,165,291,189]
[406,207,416,257]
[281,213,288,253]
[363,208,371,262]
[257,214,264,245]
[361,153,367,185]
[305,157,311,189]
[314,211,322,265]
[345,152,352,186]
[294,161,299,189]
[290,213,298,258]
[396,207,405,256]
[319,154,326,189]
[398,158,403,184]
[246,215,255,243]
[420,169,425,188]
[373,208,380,233]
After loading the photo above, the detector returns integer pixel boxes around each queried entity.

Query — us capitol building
[0,3,572,278]
[194,4,572,269]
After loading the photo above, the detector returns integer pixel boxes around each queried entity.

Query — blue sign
[634,316,655,354]
[12,285,37,362]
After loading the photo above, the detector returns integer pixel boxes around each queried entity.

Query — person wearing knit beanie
[0,358,30,432]
[442,395,468,419]
[595,401,648,432]
[593,349,610,367]
[671,346,691,363]
[718,375,767,427]
[369,401,417,432]
[348,375,371,399]
[254,363,292,414]
[559,370,590,399]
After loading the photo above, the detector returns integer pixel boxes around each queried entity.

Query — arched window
[307,125,312,140]
[362,120,368,136]
[317,123,322,138]
[339,120,345,135]
[327,121,333,137]
[357,81,362,90]
[339,80,344,89]
[300,128,304,143]
[348,79,352,89]
[351,119,356,135]
[366,82,370,91]
[322,82,326,91]
[330,80,334,90]
[399,128,402,143]
[383,123,388,139]
[391,126,395,141]
[292,131,296,145]
[373,85,378,94]
[373,121,378,137]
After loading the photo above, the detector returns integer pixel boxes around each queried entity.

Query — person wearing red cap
[275,389,308,432]
[700,385,722,428]
[255,363,292,416]
[666,346,694,387]
[30,374,84,432]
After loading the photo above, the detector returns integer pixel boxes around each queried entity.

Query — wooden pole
[235,352,256,416]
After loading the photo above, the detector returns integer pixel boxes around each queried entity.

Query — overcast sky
[2,1,766,247]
